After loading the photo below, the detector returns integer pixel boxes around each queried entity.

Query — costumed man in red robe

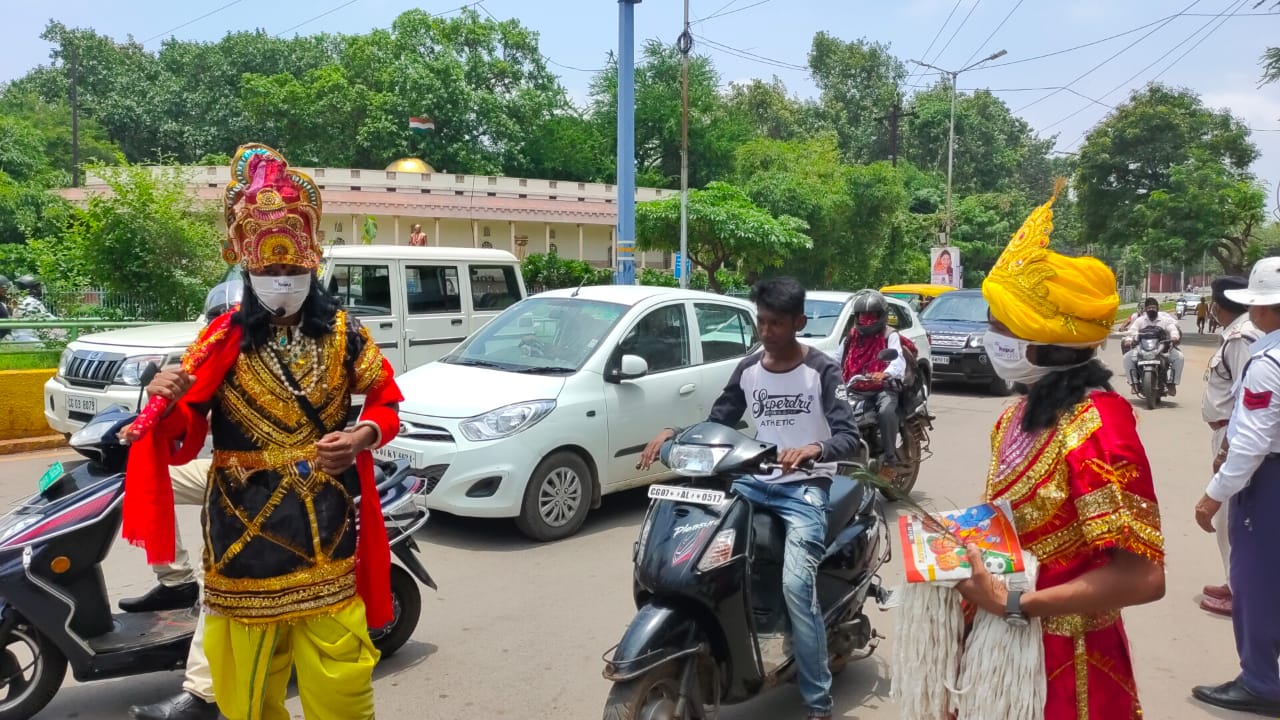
[123,143,402,720]
[891,184,1166,720]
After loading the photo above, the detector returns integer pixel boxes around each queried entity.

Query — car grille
[929,333,969,349]
[412,464,450,495]
[63,350,126,388]
[398,421,454,443]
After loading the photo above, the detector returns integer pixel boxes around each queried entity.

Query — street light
[909,49,1007,247]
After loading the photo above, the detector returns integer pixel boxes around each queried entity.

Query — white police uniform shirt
[1207,329,1280,502]
[1203,314,1260,425]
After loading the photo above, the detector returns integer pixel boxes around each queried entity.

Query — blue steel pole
[615,0,639,285]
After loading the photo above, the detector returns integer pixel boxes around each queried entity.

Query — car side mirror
[618,354,649,381]
[877,349,900,362]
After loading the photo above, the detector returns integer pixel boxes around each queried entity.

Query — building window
[519,178,527,187]
[481,241,493,249]
[483,226,491,237]
[549,243,558,254]
[350,169,361,178]
[549,229,557,240]
[335,222,343,232]
[488,176,498,185]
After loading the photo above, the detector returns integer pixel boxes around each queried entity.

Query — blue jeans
[733,477,832,715]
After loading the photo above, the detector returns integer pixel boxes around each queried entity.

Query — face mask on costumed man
[121,143,405,720]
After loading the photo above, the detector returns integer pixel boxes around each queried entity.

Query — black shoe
[118,582,199,613]
[129,691,218,720]
[1192,680,1280,716]
[1167,383,1177,397]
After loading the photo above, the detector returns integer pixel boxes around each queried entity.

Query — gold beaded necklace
[263,325,323,397]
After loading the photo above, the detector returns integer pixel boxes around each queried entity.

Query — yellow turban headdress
[982,181,1118,346]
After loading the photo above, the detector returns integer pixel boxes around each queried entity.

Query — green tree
[0,116,73,246]
[948,192,1035,287]
[30,164,224,318]
[1075,85,1260,273]
[590,41,752,188]
[723,77,826,142]
[807,34,906,164]
[507,113,613,183]
[635,181,810,293]
[903,84,1054,196]
[733,135,918,288]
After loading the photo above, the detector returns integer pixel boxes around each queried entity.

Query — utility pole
[877,96,917,166]
[909,50,1007,246]
[615,0,642,286]
[677,0,692,288]
[69,43,80,188]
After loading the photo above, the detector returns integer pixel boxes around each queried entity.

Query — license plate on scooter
[648,484,726,506]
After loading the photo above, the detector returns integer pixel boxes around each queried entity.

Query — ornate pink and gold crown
[222,144,322,272]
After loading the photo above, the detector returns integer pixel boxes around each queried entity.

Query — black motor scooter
[601,423,890,719]
[0,401,436,720]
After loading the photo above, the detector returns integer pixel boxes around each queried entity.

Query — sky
[3,0,1279,209]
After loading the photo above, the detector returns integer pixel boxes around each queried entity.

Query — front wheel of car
[516,451,593,542]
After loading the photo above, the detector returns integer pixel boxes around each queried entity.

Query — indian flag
[408,117,435,132]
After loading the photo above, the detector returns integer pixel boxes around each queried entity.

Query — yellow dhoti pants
[204,598,379,720]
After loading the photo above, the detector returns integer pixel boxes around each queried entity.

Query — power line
[1011,0,1203,114]
[960,0,1024,69]
[1055,0,1248,151]
[694,33,807,71]
[1044,0,1244,138]
[904,0,964,87]
[694,0,774,24]
[697,0,743,22]
[926,0,982,68]
[274,0,363,36]
[141,0,246,45]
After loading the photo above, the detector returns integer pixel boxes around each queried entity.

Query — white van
[43,246,524,434]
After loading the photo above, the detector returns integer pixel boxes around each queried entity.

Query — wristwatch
[1004,590,1029,628]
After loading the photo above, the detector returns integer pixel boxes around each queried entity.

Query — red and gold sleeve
[1063,391,1165,564]
[350,322,403,448]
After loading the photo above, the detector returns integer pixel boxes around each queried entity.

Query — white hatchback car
[798,290,933,386]
[381,286,760,541]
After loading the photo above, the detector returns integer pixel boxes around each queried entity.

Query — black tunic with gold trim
[201,311,390,624]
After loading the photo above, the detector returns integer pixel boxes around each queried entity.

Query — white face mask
[983,332,1064,387]
[249,274,311,317]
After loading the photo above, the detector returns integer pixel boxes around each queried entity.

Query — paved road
[0,317,1256,719]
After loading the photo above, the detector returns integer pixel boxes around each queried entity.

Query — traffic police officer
[1198,276,1259,616]
[1192,257,1280,717]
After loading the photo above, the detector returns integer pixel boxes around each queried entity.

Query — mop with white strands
[890,552,1043,720]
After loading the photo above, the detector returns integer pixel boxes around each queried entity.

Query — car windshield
[800,300,845,338]
[442,297,628,373]
[920,293,989,323]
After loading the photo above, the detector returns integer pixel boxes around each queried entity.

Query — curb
[0,435,68,456]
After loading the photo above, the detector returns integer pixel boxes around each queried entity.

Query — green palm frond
[847,468,965,547]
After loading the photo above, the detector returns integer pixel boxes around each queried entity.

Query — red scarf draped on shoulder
[122,312,397,628]
[842,328,889,390]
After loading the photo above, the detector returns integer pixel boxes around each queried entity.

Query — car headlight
[57,348,73,376]
[458,400,556,441]
[113,355,168,386]
[668,445,730,477]
[968,334,984,348]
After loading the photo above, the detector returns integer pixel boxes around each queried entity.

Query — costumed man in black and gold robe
[123,144,403,720]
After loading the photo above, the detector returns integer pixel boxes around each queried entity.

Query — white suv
[378,286,760,541]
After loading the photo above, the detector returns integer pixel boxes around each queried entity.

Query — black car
[918,289,1011,395]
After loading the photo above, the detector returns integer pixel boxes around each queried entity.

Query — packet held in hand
[898,500,1025,583]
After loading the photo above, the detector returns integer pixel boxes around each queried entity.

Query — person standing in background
[1198,277,1258,617]
[408,223,428,247]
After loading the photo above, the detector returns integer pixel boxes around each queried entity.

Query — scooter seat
[825,475,871,545]
[750,477,873,560]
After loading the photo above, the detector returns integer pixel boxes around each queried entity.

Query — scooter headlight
[668,446,730,477]
[697,529,737,572]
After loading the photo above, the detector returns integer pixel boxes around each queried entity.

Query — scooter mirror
[139,362,162,387]
[877,348,900,362]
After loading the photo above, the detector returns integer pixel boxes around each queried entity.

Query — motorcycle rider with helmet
[839,290,907,472]
[1124,297,1184,396]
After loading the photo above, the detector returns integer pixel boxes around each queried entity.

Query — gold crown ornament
[982,179,1119,346]
[222,144,322,273]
